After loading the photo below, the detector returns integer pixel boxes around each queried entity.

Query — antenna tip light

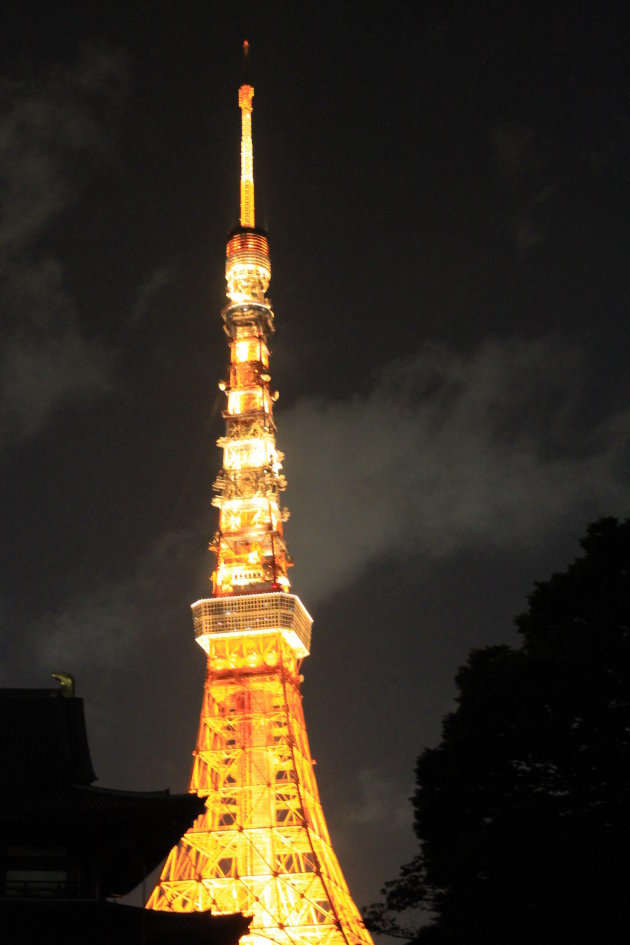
[241,39,251,83]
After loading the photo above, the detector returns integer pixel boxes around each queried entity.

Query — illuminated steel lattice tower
[146,44,374,945]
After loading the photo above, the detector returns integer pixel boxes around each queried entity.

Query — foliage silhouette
[364,518,630,944]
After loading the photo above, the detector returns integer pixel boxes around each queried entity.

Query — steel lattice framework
[146,42,374,945]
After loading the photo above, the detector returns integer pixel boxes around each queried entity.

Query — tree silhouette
[364,518,630,944]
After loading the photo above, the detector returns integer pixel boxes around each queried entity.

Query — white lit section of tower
[146,43,374,945]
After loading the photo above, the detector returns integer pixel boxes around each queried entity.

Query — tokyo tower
[146,43,375,945]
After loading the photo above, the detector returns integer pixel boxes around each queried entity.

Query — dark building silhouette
[0,683,250,944]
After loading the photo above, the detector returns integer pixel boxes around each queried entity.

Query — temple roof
[0,687,206,896]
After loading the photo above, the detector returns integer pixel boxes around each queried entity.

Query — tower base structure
[147,593,372,945]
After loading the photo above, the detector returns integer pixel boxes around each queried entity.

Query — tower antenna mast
[239,38,255,229]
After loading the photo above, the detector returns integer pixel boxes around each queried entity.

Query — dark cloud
[343,768,414,831]
[0,256,116,444]
[18,528,195,675]
[491,121,546,185]
[283,336,630,604]
[130,265,175,324]
[0,50,125,449]
[0,49,125,253]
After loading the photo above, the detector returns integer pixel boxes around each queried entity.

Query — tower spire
[239,39,255,229]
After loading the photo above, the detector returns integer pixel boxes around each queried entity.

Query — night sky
[2,0,629,914]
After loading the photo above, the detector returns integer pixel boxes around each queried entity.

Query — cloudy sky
[1,0,629,913]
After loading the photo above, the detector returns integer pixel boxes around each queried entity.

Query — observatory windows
[231,338,269,367]
[227,389,265,416]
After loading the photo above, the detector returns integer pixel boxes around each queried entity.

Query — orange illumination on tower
[145,44,374,945]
